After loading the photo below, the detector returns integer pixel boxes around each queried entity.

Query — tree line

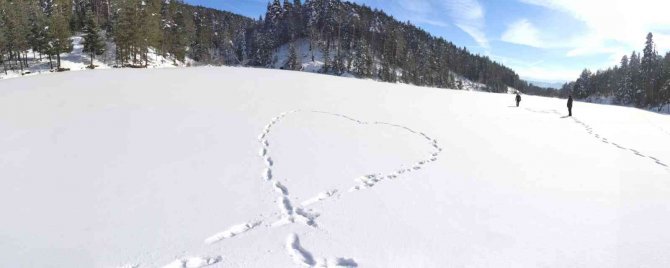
[1,0,553,96]
[0,0,253,72]
[558,33,670,111]
[248,0,551,93]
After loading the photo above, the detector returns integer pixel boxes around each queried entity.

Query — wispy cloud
[443,0,489,49]
[492,54,579,82]
[501,19,543,48]
[352,0,489,49]
[350,0,452,29]
[519,0,670,57]
[515,66,581,82]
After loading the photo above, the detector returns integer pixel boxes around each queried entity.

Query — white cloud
[492,54,578,82]
[519,0,670,56]
[397,0,432,14]
[443,0,489,49]
[351,0,490,49]
[516,66,582,82]
[501,19,543,48]
[350,0,453,30]
[654,33,670,54]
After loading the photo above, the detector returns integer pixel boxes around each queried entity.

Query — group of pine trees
[0,0,252,72]
[1,0,551,95]
[246,0,545,93]
[558,33,670,111]
[0,0,75,72]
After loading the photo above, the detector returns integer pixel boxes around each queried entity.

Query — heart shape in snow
[258,110,442,227]
[204,110,442,267]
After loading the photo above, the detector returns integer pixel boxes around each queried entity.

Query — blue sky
[185,0,670,83]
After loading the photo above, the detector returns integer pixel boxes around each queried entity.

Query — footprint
[286,234,316,266]
[301,190,338,207]
[273,181,289,195]
[294,208,319,227]
[286,234,358,268]
[205,221,262,244]
[278,196,294,216]
[263,168,273,181]
[163,256,222,268]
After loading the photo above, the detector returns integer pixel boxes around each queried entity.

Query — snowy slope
[271,39,489,92]
[1,67,670,267]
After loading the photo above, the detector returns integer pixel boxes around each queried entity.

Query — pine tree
[292,0,304,37]
[286,42,300,70]
[82,9,106,68]
[641,32,660,107]
[3,0,31,71]
[268,0,282,25]
[660,52,670,111]
[48,2,73,70]
[322,37,331,73]
[615,55,633,104]
[0,4,6,74]
[574,69,592,99]
[146,0,163,64]
[629,51,643,106]
[28,3,49,62]
[114,0,136,66]
[165,0,192,65]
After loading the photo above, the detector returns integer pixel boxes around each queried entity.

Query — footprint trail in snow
[523,107,669,170]
[205,110,443,265]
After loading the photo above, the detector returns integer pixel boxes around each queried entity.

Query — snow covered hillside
[1,67,669,267]
[271,38,489,92]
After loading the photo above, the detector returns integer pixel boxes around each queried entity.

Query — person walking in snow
[515,93,522,107]
[567,95,573,116]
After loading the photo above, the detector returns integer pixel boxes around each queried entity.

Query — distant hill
[528,81,564,90]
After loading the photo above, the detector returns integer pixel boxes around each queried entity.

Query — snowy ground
[1,67,669,267]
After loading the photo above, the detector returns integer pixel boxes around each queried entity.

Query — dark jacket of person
[567,96,573,108]
[516,94,521,103]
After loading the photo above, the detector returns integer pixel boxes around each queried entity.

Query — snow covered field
[1,67,669,267]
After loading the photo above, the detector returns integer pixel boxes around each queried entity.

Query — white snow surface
[1,67,670,267]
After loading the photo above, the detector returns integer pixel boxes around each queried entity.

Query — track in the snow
[205,110,443,266]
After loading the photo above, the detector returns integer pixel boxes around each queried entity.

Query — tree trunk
[2,54,7,75]
[90,51,95,68]
[106,0,111,23]
[18,51,24,73]
[48,54,53,69]
[57,51,61,69]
